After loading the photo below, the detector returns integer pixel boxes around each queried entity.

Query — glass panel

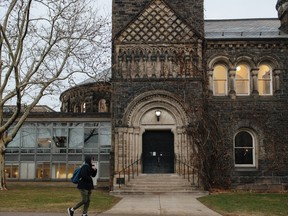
[235,131,253,147]
[69,127,84,148]
[84,128,98,149]
[235,148,253,164]
[99,127,111,146]
[100,122,111,127]
[236,64,249,95]
[258,64,272,95]
[22,127,37,148]
[53,163,67,179]
[213,64,227,95]
[53,128,68,153]
[85,123,99,127]
[20,162,35,179]
[5,164,19,179]
[36,163,50,179]
[235,131,254,166]
[7,128,20,148]
[37,128,52,153]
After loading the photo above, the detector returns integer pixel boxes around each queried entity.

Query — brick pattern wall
[112,0,204,37]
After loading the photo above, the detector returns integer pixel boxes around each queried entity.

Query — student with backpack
[68,156,97,216]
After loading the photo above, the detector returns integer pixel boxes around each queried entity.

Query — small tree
[0,0,110,189]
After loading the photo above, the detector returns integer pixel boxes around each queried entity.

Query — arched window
[236,64,250,95]
[213,64,228,96]
[258,64,272,95]
[234,130,256,167]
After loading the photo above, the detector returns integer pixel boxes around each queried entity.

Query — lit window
[234,130,256,167]
[36,163,51,179]
[258,64,272,95]
[236,64,250,95]
[213,64,227,96]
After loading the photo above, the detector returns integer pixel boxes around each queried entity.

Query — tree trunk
[0,140,7,190]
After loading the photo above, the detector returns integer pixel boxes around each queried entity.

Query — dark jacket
[77,156,97,190]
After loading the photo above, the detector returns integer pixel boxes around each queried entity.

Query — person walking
[68,156,97,216]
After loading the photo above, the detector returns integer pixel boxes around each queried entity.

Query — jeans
[73,189,91,214]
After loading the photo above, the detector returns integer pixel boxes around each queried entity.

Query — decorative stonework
[116,45,202,79]
[118,0,196,44]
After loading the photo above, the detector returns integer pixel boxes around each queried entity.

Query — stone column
[228,69,236,99]
[208,69,214,96]
[273,69,281,94]
[251,69,259,97]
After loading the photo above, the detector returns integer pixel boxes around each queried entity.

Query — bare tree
[0,0,110,189]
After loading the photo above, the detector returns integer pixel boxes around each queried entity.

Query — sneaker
[67,208,74,216]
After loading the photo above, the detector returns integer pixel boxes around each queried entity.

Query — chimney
[276,0,288,32]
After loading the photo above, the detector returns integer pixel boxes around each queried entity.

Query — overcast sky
[97,0,278,19]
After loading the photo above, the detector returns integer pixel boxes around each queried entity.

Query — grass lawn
[0,182,121,213]
[198,192,288,216]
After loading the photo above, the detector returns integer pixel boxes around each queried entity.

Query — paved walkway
[0,193,222,216]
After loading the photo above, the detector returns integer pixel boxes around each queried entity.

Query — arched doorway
[142,130,174,173]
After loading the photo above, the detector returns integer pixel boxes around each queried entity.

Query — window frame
[258,64,273,96]
[235,64,251,96]
[234,129,256,168]
[213,64,228,96]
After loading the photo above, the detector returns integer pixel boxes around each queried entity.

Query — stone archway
[113,90,192,174]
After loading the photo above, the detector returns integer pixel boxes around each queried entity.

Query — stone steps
[111,174,205,195]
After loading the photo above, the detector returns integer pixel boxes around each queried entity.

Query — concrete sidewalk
[98,193,222,216]
[0,193,222,216]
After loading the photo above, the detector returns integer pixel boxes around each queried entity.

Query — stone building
[5,0,288,191]
[111,0,288,191]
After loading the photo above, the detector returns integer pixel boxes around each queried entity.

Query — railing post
[192,168,195,185]
[118,171,121,188]
[136,159,139,176]
[188,165,190,182]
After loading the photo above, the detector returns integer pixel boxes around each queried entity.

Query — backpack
[71,164,87,184]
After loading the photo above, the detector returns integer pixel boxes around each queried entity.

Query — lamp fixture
[155,110,161,122]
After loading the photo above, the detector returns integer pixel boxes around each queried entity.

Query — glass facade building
[5,118,111,182]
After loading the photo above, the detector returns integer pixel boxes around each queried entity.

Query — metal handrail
[117,156,142,189]
[175,155,200,187]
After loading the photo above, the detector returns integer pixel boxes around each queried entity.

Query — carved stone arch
[258,55,282,69]
[207,55,232,70]
[123,90,189,127]
[234,55,256,69]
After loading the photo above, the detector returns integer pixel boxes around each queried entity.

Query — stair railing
[117,155,142,189]
[175,154,200,187]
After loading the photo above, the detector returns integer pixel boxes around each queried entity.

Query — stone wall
[206,39,288,189]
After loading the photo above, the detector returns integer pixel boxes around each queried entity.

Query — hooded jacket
[77,156,97,190]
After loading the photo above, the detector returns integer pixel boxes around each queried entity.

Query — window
[213,64,227,96]
[52,163,67,179]
[5,164,19,179]
[234,130,256,167]
[236,64,250,95]
[258,64,272,95]
[36,163,50,179]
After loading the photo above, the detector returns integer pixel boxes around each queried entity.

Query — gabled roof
[205,18,288,39]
